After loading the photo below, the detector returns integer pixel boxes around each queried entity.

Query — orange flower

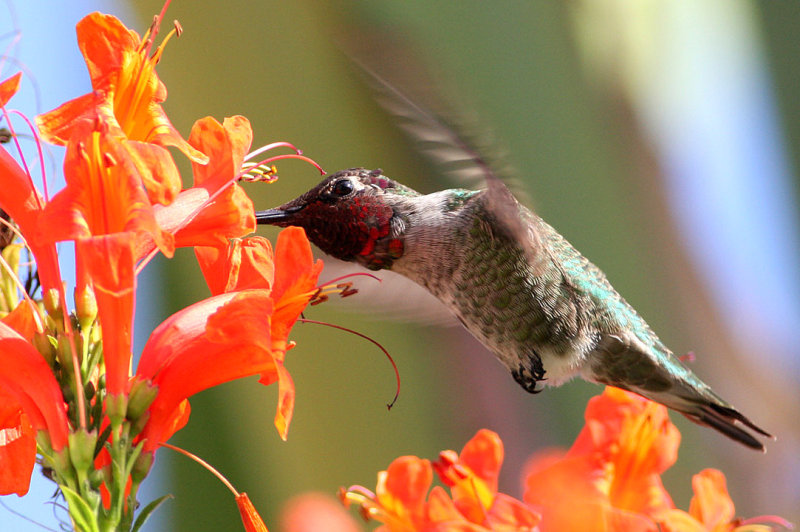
[38,117,173,399]
[0,72,22,107]
[0,388,36,496]
[195,228,323,439]
[281,493,364,532]
[524,387,678,531]
[433,429,539,530]
[0,74,61,292]
[134,289,274,451]
[237,493,270,532]
[36,12,207,205]
[149,115,255,256]
[342,430,540,531]
[137,228,322,450]
[0,321,70,488]
[657,469,790,532]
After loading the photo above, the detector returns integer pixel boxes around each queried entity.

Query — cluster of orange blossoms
[0,7,322,531]
[338,388,788,532]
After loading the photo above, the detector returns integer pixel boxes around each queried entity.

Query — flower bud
[105,393,128,427]
[131,452,153,485]
[75,284,98,332]
[33,331,57,365]
[68,429,98,475]
[56,334,76,372]
[126,379,158,422]
[43,288,63,322]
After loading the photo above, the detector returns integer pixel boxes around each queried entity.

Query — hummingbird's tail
[590,334,772,450]
[679,400,773,452]
[634,379,773,451]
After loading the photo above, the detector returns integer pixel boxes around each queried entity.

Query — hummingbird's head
[256,168,420,270]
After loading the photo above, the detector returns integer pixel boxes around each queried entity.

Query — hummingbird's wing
[318,257,459,326]
[344,44,546,270]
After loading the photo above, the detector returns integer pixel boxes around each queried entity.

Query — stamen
[2,108,49,204]
[239,141,325,182]
[299,318,401,410]
[239,153,325,181]
[103,152,117,168]
[159,441,240,497]
[245,141,303,161]
[319,271,381,287]
[239,163,278,183]
[341,484,377,502]
[337,282,358,298]
[737,515,794,529]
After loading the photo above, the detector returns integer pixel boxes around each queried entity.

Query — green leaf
[61,485,100,532]
[131,494,174,532]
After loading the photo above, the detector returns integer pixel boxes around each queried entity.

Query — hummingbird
[255,167,771,450]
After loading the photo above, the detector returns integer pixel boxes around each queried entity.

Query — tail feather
[682,403,772,452]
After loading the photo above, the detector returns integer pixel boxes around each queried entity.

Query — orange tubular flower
[432,429,540,531]
[237,493,270,532]
[149,115,256,256]
[523,387,678,531]
[135,289,275,452]
[38,117,173,400]
[137,227,322,451]
[0,388,36,496]
[0,74,61,292]
[657,469,790,532]
[196,227,323,439]
[0,321,70,476]
[0,72,21,105]
[343,430,540,531]
[35,12,207,206]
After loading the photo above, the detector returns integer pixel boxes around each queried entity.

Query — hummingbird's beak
[255,205,303,225]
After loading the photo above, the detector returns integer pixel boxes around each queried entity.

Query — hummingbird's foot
[511,353,545,394]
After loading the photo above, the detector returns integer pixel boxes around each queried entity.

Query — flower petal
[237,493,270,532]
[137,290,275,450]
[37,13,207,164]
[0,321,69,450]
[77,234,135,397]
[196,237,275,296]
[687,469,735,528]
[1,301,39,341]
[0,146,60,291]
[0,72,22,107]
[378,456,433,524]
[40,120,174,258]
[270,228,323,356]
[0,390,36,496]
[273,361,295,441]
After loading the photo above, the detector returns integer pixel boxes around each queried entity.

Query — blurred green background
[135,1,800,529]
[4,0,799,529]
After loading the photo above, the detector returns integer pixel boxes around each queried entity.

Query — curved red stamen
[1,108,48,206]
[245,141,303,160]
[318,271,381,288]
[299,318,400,409]
[737,515,794,529]
[144,0,173,58]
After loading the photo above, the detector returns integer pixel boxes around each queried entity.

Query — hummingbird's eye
[331,178,354,197]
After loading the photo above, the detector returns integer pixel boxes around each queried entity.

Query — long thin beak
[255,205,303,225]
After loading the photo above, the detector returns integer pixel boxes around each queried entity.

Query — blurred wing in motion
[342,35,544,267]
